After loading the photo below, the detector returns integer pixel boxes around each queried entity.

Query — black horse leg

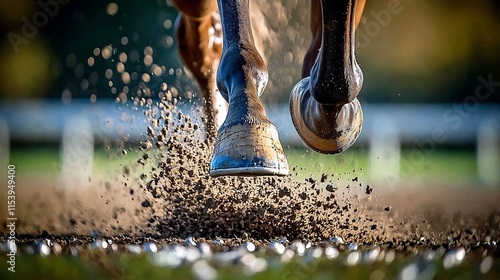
[290,0,365,154]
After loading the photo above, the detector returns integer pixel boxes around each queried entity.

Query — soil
[1,102,499,251]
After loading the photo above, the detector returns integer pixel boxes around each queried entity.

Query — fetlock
[216,44,270,127]
[217,44,268,98]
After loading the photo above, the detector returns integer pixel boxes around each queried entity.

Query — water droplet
[345,250,361,266]
[186,247,201,262]
[143,242,158,253]
[215,249,244,264]
[443,247,466,269]
[151,248,182,268]
[240,254,268,275]
[185,236,197,247]
[329,236,344,244]
[324,246,339,259]
[480,256,493,274]
[304,247,322,262]
[278,237,289,244]
[192,260,217,280]
[291,240,305,255]
[213,238,224,246]
[197,242,211,259]
[385,250,395,263]
[243,242,256,252]
[363,245,380,263]
[90,239,108,250]
[35,240,50,257]
[280,249,294,263]
[70,246,78,257]
[400,263,418,280]
[269,241,285,254]
[52,243,63,255]
[127,244,142,254]
[422,250,435,261]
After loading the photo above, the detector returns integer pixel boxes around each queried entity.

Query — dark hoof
[290,77,363,154]
[209,122,289,177]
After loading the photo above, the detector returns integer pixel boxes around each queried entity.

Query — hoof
[290,77,363,154]
[209,122,289,177]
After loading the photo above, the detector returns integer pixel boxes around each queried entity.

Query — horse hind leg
[173,0,227,141]
[209,0,289,177]
[290,0,366,154]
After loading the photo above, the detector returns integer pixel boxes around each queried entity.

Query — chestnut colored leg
[172,0,226,140]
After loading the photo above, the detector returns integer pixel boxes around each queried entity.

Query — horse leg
[290,0,366,154]
[172,0,226,140]
[209,0,289,177]
[302,0,365,77]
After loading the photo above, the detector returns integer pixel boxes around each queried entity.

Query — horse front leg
[290,0,366,154]
[209,0,289,177]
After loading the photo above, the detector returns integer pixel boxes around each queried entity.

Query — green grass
[1,251,498,280]
[285,147,479,185]
[8,147,147,179]
[8,146,480,186]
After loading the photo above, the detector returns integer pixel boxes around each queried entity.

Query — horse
[172,0,366,177]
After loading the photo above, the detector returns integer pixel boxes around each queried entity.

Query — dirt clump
[129,100,500,247]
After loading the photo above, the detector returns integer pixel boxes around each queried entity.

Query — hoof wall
[290,77,363,154]
[209,123,289,177]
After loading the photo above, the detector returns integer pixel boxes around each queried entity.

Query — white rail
[60,115,94,188]
[368,115,401,188]
[477,118,500,186]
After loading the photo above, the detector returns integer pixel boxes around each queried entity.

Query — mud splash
[1,100,500,249]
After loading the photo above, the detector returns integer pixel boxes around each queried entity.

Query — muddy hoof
[290,77,363,154]
[209,122,289,177]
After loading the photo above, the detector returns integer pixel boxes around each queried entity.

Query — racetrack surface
[1,104,499,280]
[2,106,499,248]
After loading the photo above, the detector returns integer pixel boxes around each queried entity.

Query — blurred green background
[0,0,499,104]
